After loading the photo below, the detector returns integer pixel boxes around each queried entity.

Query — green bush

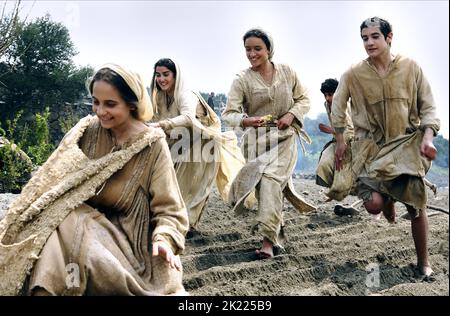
[0,139,33,193]
[59,108,80,135]
[0,107,54,192]
[20,107,55,165]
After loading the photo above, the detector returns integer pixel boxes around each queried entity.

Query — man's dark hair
[320,78,339,94]
[360,17,393,39]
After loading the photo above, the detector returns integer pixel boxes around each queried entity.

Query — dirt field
[182,179,449,296]
[1,179,448,296]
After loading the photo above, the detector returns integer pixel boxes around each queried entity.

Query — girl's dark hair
[243,29,271,51]
[153,58,177,91]
[320,78,339,94]
[89,68,139,118]
[360,17,392,40]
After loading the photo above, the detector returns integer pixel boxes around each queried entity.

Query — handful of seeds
[261,114,276,126]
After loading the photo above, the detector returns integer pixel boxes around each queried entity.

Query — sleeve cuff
[334,127,346,134]
[421,124,439,136]
[159,120,171,131]
[239,114,249,128]
[288,110,303,128]
[153,233,180,255]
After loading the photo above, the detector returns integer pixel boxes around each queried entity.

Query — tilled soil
[182,179,449,296]
[1,179,448,296]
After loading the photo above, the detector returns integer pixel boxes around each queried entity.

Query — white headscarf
[150,58,196,116]
[245,27,275,60]
[91,63,153,121]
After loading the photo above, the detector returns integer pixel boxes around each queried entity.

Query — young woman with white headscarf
[0,64,189,295]
[149,58,247,236]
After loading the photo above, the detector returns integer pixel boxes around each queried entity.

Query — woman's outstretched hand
[152,240,182,271]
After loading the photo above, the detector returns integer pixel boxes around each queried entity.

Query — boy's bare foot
[418,264,434,277]
[371,212,382,220]
[255,248,273,259]
[255,238,274,259]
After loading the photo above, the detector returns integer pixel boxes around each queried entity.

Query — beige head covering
[92,63,153,121]
[150,59,192,115]
[245,27,275,60]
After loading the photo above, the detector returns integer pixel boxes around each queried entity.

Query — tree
[0,0,21,56]
[0,14,93,142]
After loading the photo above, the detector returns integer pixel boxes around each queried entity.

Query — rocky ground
[1,179,448,296]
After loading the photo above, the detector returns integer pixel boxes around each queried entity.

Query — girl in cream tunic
[222,28,314,259]
[0,64,188,295]
[149,58,246,235]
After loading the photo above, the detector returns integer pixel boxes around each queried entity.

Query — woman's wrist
[240,115,249,128]
[423,127,434,141]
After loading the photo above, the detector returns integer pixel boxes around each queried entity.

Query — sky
[13,0,450,137]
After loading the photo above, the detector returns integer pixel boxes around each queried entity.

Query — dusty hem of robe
[353,131,431,213]
[228,128,316,247]
[357,175,425,218]
[316,140,335,187]
[28,203,187,296]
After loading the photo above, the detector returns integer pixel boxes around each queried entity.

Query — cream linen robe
[152,90,246,229]
[223,63,316,247]
[0,116,189,295]
[331,55,440,211]
[316,101,354,188]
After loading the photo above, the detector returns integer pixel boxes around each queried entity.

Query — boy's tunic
[331,55,440,210]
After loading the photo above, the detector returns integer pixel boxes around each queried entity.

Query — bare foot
[418,264,434,277]
[371,212,382,221]
[255,238,274,259]
[255,248,273,259]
